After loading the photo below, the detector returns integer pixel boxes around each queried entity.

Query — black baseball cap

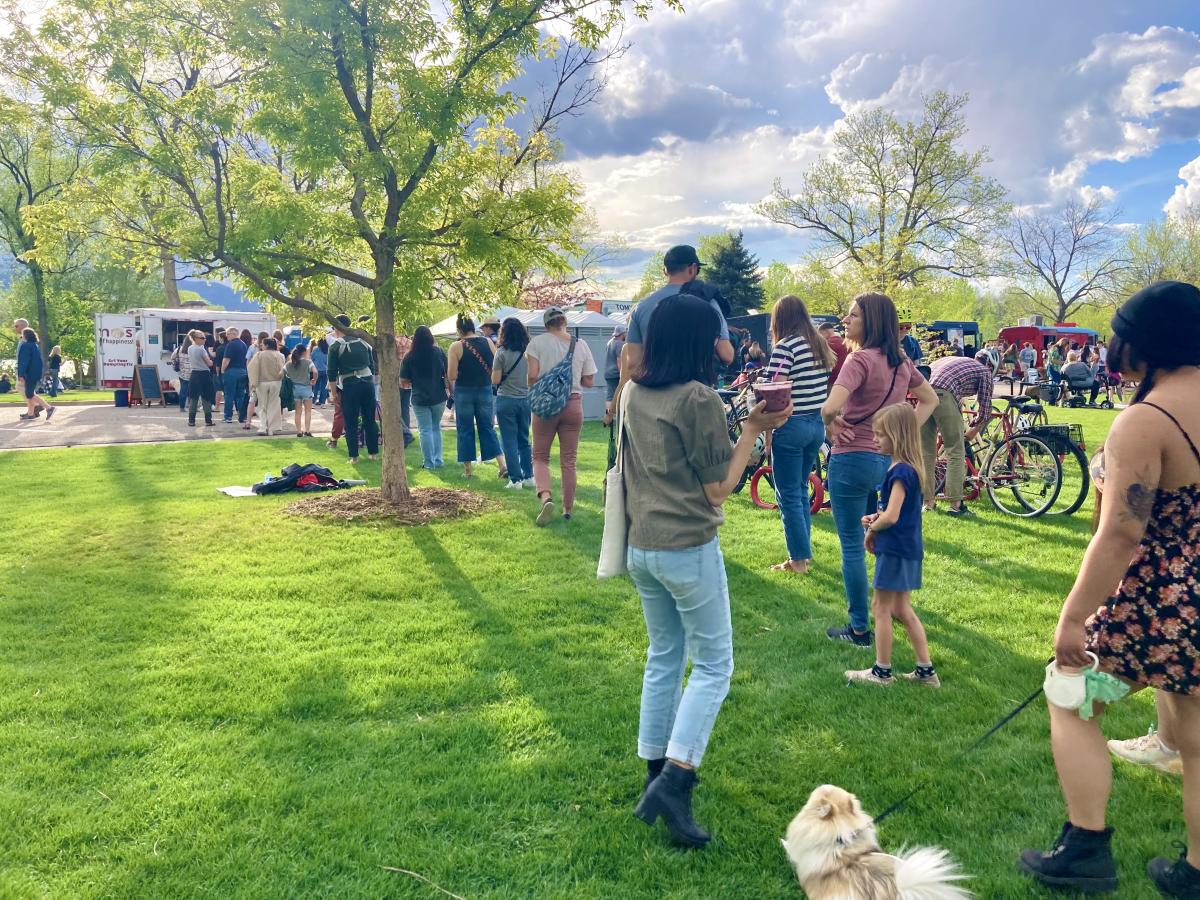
[663,245,702,271]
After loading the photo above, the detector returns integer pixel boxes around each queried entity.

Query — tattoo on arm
[1121,470,1156,523]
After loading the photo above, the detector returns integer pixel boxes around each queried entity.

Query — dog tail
[893,846,972,900]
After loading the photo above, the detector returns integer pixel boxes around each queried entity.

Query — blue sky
[535,0,1200,294]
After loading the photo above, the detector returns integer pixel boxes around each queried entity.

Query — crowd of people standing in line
[601,243,1199,899]
[416,307,598,525]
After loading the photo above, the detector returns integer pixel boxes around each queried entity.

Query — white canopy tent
[430,307,621,420]
[429,306,523,338]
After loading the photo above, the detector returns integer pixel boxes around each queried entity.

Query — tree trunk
[373,289,411,505]
[162,249,181,308]
[30,262,50,370]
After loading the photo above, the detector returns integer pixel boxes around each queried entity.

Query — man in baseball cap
[608,245,734,423]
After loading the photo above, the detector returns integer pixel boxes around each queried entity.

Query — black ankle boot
[633,761,710,848]
[1018,821,1117,893]
[1149,845,1200,898]
[642,758,666,793]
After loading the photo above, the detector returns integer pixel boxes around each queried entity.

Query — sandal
[771,560,809,574]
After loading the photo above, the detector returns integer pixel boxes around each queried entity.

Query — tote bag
[597,386,631,579]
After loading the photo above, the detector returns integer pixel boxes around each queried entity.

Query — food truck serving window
[161,319,215,352]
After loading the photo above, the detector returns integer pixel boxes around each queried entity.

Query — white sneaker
[505,481,524,490]
[1108,728,1182,775]
[846,667,894,686]
[522,478,536,488]
[536,499,555,527]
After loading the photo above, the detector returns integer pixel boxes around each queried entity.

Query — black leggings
[340,378,379,458]
[188,370,214,422]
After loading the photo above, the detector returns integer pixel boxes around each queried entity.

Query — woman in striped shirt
[766,295,834,574]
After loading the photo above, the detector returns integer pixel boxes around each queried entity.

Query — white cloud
[551,2,1200,293]
[1165,154,1200,218]
[571,123,835,252]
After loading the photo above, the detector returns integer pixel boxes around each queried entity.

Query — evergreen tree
[703,231,764,316]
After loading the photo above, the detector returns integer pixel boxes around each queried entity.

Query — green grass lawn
[0,407,1179,898]
[0,389,115,404]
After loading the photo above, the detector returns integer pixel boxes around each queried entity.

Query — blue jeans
[828,451,890,633]
[414,403,445,468]
[495,395,532,482]
[770,413,825,563]
[178,378,189,412]
[314,371,329,405]
[222,368,248,422]
[628,536,733,767]
[453,385,502,464]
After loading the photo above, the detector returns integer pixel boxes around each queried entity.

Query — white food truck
[94,306,277,390]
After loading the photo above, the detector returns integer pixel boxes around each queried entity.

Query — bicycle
[933,427,1063,517]
[964,394,1089,516]
[719,386,823,513]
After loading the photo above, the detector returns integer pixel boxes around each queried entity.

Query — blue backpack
[529,336,576,418]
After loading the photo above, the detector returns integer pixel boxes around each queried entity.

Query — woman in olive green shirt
[622,293,790,849]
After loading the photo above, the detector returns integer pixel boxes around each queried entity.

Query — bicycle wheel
[809,471,824,514]
[1042,433,1090,516]
[984,434,1062,517]
[750,467,778,510]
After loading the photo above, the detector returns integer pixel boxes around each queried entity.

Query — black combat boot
[633,762,710,848]
[1149,845,1200,898]
[1018,821,1117,893]
[642,757,666,794]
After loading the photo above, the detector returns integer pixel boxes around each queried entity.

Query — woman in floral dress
[1019,281,1200,897]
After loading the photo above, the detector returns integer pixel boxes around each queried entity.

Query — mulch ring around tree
[284,487,488,525]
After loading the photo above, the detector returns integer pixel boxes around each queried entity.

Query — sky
[532,0,1200,296]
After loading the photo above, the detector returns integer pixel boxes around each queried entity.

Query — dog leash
[873,683,1046,825]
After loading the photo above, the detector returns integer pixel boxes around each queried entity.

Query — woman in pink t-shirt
[820,293,938,647]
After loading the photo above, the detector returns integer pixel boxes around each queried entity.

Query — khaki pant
[256,380,283,434]
[921,388,966,504]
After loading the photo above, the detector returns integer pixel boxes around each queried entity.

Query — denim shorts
[873,553,922,592]
[293,383,313,401]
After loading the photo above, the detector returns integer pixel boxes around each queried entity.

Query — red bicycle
[720,385,824,513]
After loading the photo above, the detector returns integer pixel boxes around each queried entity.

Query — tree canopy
[698,231,763,316]
[757,92,1009,292]
[3,0,677,502]
[1004,198,1127,323]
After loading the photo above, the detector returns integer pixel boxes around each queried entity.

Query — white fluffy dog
[781,785,971,899]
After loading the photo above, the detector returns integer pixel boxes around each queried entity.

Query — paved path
[0,403,348,451]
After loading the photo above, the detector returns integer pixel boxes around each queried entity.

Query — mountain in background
[179,278,263,312]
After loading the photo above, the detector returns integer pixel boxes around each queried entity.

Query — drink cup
[752,382,791,413]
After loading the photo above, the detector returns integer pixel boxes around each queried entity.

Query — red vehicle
[996,324,1100,368]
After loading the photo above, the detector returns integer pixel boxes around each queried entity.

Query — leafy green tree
[760,261,803,305]
[0,98,86,367]
[757,92,1009,291]
[1116,212,1200,294]
[1,261,162,381]
[631,254,664,301]
[699,230,763,316]
[6,0,677,504]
